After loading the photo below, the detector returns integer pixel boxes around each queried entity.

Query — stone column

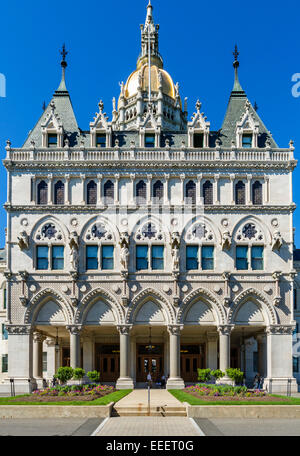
[80,174,85,205]
[33,332,44,379]
[83,336,94,374]
[48,174,53,204]
[196,174,202,205]
[217,325,234,384]
[230,174,235,204]
[180,174,185,204]
[116,325,134,389]
[147,174,152,205]
[130,174,135,205]
[207,332,218,370]
[65,174,70,205]
[166,325,185,389]
[257,333,267,378]
[45,337,59,379]
[97,174,103,205]
[164,173,169,205]
[246,174,252,205]
[114,173,120,205]
[67,325,82,369]
[265,325,298,393]
[214,174,220,204]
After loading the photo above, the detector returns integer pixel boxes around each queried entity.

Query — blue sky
[0,0,300,247]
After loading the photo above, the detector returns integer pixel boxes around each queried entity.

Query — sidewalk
[116,389,182,408]
[95,417,202,436]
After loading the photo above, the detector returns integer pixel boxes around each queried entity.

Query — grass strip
[169,389,300,406]
[0,389,132,406]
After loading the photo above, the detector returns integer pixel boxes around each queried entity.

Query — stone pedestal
[264,325,298,393]
[0,325,37,395]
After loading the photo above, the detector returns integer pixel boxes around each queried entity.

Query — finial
[233,44,239,68]
[196,100,201,111]
[98,100,104,112]
[232,44,245,94]
[60,43,68,68]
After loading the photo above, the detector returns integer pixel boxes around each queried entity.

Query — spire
[55,43,69,96]
[231,44,245,97]
[137,1,163,69]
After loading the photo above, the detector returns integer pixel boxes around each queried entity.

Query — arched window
[136,180,146,203]
[153,180,164,202]
[104,180,114,204]
[87,180,97,205]
[252,181,262,205]
[186,180,196,204]
[203,180,213,205]
[235,181,245,205]
[37,180,48,205]
[54,180,64,205]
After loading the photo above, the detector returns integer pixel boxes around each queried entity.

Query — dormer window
[96,134,106,148]
[242,134,252,148]
[194,133,204,148]
[145,134,155,148]
[47,133,58,147]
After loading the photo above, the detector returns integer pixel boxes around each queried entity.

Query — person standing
[147,371,152,388]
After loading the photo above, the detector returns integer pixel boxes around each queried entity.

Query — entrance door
[95,344,120,383]
[136,344,164,383]
[180,344,205,382]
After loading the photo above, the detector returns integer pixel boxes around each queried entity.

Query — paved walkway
[116,389,182,407]
[95,417,202,436]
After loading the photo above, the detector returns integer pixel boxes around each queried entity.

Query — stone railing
[4,147,295,163]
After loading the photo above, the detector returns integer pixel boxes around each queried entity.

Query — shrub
[211,369,225,381]
[87,370,100,383]
[56,367,74,384]
[73,368,85,381]
[197,368,212,383]
[225,368,244,384]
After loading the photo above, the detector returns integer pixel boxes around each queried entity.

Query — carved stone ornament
[171,231,180,249]
[66,325,82,335]
[167,325,183,336]
[70,245,79,272]
[120,231,129,248]
[273,296,281,306]
[266,325,295,335]
[117,325,132,335]
[70,297,78,307]
[172,246,180,271]
[19,295,27,306]
[217,325,234,336]
[221,230,232,251]
[120,245,129,270]
[173,295,180,307]
[69,231,79,249]
[272,231,283,251]
[6,325,32,335]
[17,231,29,250]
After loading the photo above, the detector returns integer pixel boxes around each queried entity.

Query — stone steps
[112,405,187,417]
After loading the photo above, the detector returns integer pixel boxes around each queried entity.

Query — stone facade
[0,2,298,393]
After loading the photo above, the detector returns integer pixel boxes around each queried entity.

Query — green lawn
[0,389,132,406]
[169,389,300,406]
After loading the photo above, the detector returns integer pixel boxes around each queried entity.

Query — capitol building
[0,1,299,394]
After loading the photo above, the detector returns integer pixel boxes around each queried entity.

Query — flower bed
[27,383,115,401]
[184,383,270,400]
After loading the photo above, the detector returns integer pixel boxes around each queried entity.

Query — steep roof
[22,53,80,148]
[219,48,277,149]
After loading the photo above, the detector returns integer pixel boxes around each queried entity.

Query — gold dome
[123,63,176,100]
